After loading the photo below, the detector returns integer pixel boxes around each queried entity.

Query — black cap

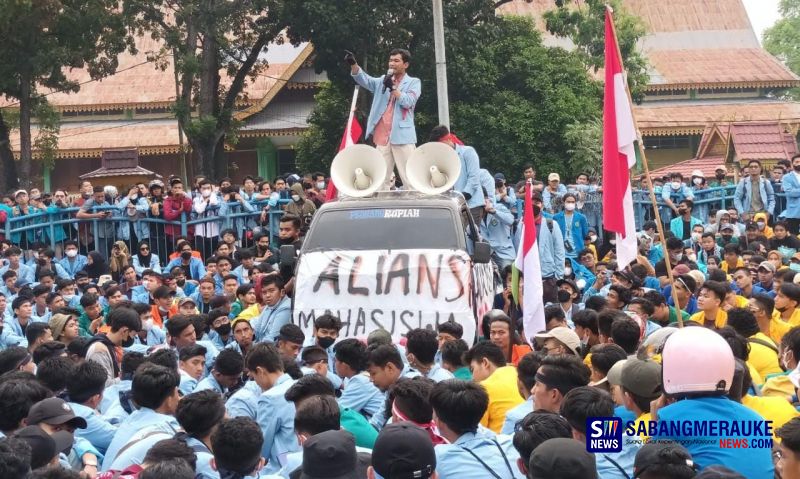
[528,438,596,479]
[633,441,695,478]
[26,398,87,429]
[372,422,436,479]
[556,278,580,294]
[300,430,359,479]
[12,426,74,469]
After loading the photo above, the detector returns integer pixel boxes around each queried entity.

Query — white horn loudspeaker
[330,144,388,197]
[405,142,461,195]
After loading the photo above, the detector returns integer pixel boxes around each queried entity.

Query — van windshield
[303,207,463,251]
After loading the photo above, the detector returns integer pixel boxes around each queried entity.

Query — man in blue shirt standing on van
[348,49,421,190]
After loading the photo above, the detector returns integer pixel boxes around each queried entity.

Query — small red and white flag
[326,87,363,201]
[514,182,546,341]
[602,8,638,269]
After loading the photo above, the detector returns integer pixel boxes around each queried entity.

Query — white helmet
[661,327,734,395]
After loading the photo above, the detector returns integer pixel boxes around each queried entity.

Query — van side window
[461,206,476,254]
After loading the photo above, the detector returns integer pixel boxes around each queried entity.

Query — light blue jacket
[99,379,131,416]
[179,370,199,396]
[132,255,161,275]
[514,218,566,280]
[195,374,225,394]
[351,67,421,145]
[338,374,384,419]
[453,145,484,209]
[423,363,454,382]
[226,380,262,420]
[252,295,292,343]
[553,210,590,259]
[101,407,180,470]
[369,365,420,431]
[0,263,35,284]
[734,176,775,215]
[115,197,151,240]
[669,215,703,240]
[782,171,800,219]
[70,402,118,455]
[164,257,206,281]
[59,254,88,278]
[481,203,516,263]
[0,327,26,350]
[435,430,524,479]
[501,396,534,434]
[542,184,567,214]
[257,373,300,474]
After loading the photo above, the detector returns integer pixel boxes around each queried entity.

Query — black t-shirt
[682,220,691,240]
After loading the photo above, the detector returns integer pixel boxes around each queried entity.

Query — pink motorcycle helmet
[662,326,734,395]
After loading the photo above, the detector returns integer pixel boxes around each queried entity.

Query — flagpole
[345,86,360,142]
[606,6,684,326]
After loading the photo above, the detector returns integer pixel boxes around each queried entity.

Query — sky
[743,0,781,43]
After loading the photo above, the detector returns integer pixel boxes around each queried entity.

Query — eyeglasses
[140,247,149,251]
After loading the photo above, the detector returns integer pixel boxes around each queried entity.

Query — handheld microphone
[382,68,395,93]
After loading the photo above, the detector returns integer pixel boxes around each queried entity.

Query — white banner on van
[293,249,483,344]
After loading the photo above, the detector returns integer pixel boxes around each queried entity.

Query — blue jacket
[734,176,775,215]
[453,145,484,209]
[435,430,523,479]
[59,254,88,278]
[514,218,565,279]
[70,402,118,455]
[115,197,151,240]
[542,184,567,214]
[256,373,300,473]
[252,295,292,342]
[669,215,703,240]
[351,68,420,145]
[164,257,206,281]
[553,210,589,259]
[226,380,262,420]
[782,171,800,219]
[132,254,162,275]
[481,203,516,263]
[337,374,384,419]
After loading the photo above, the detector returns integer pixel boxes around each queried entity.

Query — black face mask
[721,234,733,241]
[215,323,232,336]
[557,290,572,303]
[794,165,800,173]
[716,173,726,180]
[181,251,192,261]
[533,205,542,217]
[317,336,335,349]
[121,335,135,348]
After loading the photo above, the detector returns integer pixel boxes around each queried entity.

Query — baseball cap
[620,359,662,400]
[534,327,581,356]
[372,422,436,479]
[12,426,74,469]
[300,429,359,479]
[715,165,727,172]
[26,398,87,429]
[556,278,580,295]
[179,296,197,307]
[548,173,560,182]
[494,173,506,182]
[633,441,695,478]
[720,223,735,232]
[606,359,629,386]
[757,261,776,273]
[691,169,704,178]
[14,189,27,198]
[528,438,596,479]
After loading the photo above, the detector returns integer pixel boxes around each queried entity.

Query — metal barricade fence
[3,199,291,263]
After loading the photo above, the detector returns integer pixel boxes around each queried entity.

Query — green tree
[0,0,129,189]
[124,0,289,180]
[564,118,603,178]
[543,0,649,102]
[764,0,800,100]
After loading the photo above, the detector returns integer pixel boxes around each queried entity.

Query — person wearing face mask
[192,179,228,257]
[668,199,703,242]
[283,183,316,231]
[753,211,774,239]
[164,242,206,281]
[717,223,739,249]
[59,240,88,277]
[480,186,516,272]
[660,172,694,225]
[654,237,699,283]
[553,193,589,260]
[554,278,583,325]
[85,307,142,387]
[513,191,565,304]
[689,169,710,221]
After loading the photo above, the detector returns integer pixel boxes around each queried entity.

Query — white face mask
[757,221,766,229]
[671,181,681,190]
[691,232,701,242]
[693,178,703,185]
[292,194,301,202]
[62,294,75,302]
[673,253,683,261]
[564,203,576,211]
[65,250,78,258]
[201,189,212,198]
[688,253,697,262]
[316,181,325,190]
[589,235,598,243]
[564,267,572,276]
[142,319,153,332]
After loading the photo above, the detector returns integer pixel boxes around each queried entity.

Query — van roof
[325,190,467,211]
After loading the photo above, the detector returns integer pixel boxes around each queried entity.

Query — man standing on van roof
[431,126,485,225]
[348,48,421,190]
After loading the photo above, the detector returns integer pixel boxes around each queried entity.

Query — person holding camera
[348,48,421,190]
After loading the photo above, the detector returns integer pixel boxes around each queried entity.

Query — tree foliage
[0,0,129,188]
[124,0,288,179]
[543,0,649,103]
[764,0,800,100]
[290,1,608,180]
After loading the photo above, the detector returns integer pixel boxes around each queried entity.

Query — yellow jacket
[480,366,524,433]
[690,309,728,329]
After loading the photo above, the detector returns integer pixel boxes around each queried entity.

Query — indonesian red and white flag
[602,9,638,269]
[514,182,546,341]
[326,87,363,201]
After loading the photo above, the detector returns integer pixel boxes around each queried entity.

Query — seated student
[528,438,597,479]
[275,324,305,360]
[25,397,101,474]
[210,417,265,479]
[501,353,540,434]
[366,344,421,431]
[560,386,638,478]
[178,344,207,396]
[194,348,244,395]
[738,360,799,438]
[228,284,255,319]
[435,321,463,365]
[100,352,145,423]
[726,307,782,379]
[150,286,177,328]
[244,342,299,473]
[252,275,291,343]
[190,279,216,315]
[631,441,697,479]
[484,311,532,366]
[732,265,767,299]
[511,411,572,477]
[284,373,378,450]
[67,361,119,454]
[36,355,73,396]
[620,359,662,440]
[531,354,591,414]
[431,379,522,478]
[12,425,74,472]
[777,418,800,479]
[370,422,437,479]
[440,339,471,380]
[334,338,383,419]
[0,375,52,438]
[165,315,218,377]
[207,308,233,351]
[9,296,34,342]
[85,307,142,387]
[128,303,165,351]
[405,328,453,382]
[464,342,524,433]
[173,390,226,478]
[101,364,181,470]
[98,436,197,479]
[25,322,52,354]
[610,317,642,356]
[749,292,792,345]
[386,377,446,445]
[690,280,729,328]
[228,316,255,357]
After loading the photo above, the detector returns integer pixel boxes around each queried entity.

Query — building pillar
[256,138,277,182]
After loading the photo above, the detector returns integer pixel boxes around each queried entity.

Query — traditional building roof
[647,156,727,179]
[633,100,800,136]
